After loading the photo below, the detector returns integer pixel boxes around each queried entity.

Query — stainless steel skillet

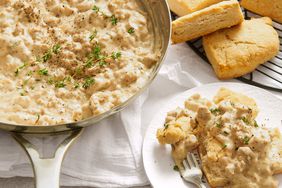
[0,1,171,187]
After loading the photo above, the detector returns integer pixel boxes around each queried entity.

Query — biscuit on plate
[213,87,259,117]
[203,17,280,80]
[171,0,243,43]
[168,0,224,16]
[241,0,282,23]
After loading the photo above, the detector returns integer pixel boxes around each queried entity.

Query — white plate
[142,82,282,188]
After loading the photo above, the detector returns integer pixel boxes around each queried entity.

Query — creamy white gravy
[0,0,159,125]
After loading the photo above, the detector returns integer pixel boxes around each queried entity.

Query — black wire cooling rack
[173,9,282,92]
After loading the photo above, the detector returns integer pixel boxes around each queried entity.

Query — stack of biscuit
[170,0,280,80]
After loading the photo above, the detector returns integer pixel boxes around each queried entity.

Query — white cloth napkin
[0,44,281,188]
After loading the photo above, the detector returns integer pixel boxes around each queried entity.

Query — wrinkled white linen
[0,44,280,187]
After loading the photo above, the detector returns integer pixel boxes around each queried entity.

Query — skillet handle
[12,128,83,188]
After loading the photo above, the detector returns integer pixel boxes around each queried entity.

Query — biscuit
[203,17,280,79]
[172,0,244,43]
[168,0,224,16]
[241,0,282,23]
[213,87,259,117]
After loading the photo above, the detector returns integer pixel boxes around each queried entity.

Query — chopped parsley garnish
[27,70,33,76]
[111,52,121,60]
[222,144,227,149]
[164,123,169,129]
[84,44,102,68]
[92,45,102,58]
[241,116,250,125]
[42,44,61,62]
[223,131,229,135]
[65,76,72,82]
[15,62,28,76]
[55,81,66,88]
[110,15,118,25]
[243,136,250,145]
[210,108,221,115]
[52,44,61,54]
[38,69,48,76]
[47,78,54,85]
[128,27,135,34]
[74,82,80,89]
[15,69,19,76]
[42,50,52,62]
[216,122,223,128]
[85,58,94,68]
[98,60,106,67]
[253,120,259,128]
[36,56,42,63]
[74,67,83,77]
[82,77,95,89]
[92,5,100,13]
[173,165,179,171]
[89,30,98,42]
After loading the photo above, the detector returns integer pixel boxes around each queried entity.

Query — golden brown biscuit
[172,0,243,43]
[203,17,279,79]
[168,0,224,16]
[241,0,282,23]
[213,87,259,117]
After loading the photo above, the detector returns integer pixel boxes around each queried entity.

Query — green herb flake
[15,69,19,76]
[98,61,106,67]
[82,77,95,89]
[216,122,223,128]
[85,58,94,68]
[253,120,259,128]
[52,44,61,54]
[89,30,98,42]
[222,144,227,149]
[15,62,28,76]
[110,15,118,25]
[128,27,135,34]
[223,131,229,135]
[42,50,52,62]
[64,76,72,83]
[55,81,66,88]
[164,123,169,129]
[47,78,54,85]
[210,108,221,115]
[36,56,42,63]
[173,165,179,171]
[27,70,33,76]
[111,52,121,60]
[74,82,80,89]
[91,45,101,59]
[38,69,48,76]
[243,136,250,145]
[241,117,250,125]
[74,67,83,76]
[92,5,100,13]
